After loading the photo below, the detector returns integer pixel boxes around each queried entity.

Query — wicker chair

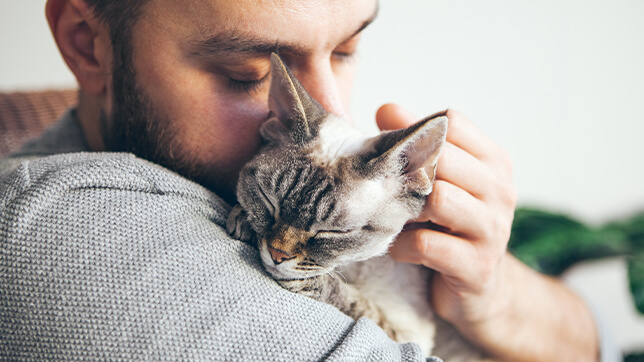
[0,89,78,157]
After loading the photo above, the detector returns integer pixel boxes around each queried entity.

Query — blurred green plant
[625,352,644,362]
[509,207,644,314]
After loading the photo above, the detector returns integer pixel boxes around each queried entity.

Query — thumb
[375,103,418,131]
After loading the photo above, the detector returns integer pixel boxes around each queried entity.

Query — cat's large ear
[359,113,448,194]
[260,53,326,145]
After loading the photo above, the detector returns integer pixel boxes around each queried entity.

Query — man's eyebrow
[345,2,379,43]
[188,33,306,58]
[188,3,379,59]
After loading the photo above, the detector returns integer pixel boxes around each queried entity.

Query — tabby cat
[227,54,483,360]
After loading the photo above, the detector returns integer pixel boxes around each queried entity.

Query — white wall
[1,0,643,354]
[0,1,77,90]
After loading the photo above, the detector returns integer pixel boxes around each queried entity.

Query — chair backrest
[0,89,78,157]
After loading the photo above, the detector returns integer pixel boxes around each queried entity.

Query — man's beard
[100,47,237,203]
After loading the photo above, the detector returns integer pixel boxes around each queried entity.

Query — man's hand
[378,105,516,326]
[376,104,599,362]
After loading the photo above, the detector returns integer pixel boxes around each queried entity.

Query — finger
[435,142,496,200]
[412,180,490,240]
[376,106,497,160]
[375,103,417,131]
[390,227,476,279]
[445,110,504,163]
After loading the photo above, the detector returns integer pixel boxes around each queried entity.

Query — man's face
[103,0,378,203]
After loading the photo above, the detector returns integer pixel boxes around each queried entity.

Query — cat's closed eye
[314,223,377,239]
[314,229,354,238]
[256,183,277,217]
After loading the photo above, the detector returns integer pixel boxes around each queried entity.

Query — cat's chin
[263,264,322,281]
[262,259,327,280]
[262,263,292,280]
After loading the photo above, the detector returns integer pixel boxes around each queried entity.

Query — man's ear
[46,0,111,96]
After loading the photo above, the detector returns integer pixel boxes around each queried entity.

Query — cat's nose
[268,245,294,265]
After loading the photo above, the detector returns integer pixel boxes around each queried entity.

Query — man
[0,0,603,360]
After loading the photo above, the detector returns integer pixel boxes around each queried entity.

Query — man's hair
[83,1,211,192]
[83,0,150,61]
[82,1,154,159]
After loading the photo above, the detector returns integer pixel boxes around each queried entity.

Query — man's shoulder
[0,151,228,223]
[2,151,210,194]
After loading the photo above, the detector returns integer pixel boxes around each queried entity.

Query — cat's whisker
[334,270,348,284]
[295,264,324,271]
[326,271,336,279]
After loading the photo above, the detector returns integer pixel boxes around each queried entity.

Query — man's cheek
[222,100,270,162]
[190,96,269,171]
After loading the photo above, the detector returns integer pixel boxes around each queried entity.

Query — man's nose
[295,61,346,118]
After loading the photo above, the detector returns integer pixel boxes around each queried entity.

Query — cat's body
[339,255,436,354]
[227,54,484,361]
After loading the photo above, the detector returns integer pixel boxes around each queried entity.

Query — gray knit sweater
[0,111,440,361]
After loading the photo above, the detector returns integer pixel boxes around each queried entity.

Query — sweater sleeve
[0,152,429,361]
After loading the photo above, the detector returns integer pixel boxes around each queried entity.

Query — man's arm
[433,254,598,362]
[376,105,599,361]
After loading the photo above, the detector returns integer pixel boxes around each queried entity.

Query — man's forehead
[141,0,378,54]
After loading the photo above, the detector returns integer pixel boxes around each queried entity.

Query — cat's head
[236,54,447,280]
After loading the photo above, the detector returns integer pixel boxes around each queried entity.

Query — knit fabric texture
[0,110,440,361]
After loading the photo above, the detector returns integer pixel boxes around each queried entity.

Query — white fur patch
[350,179,386,208]
[311,116,369,165]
